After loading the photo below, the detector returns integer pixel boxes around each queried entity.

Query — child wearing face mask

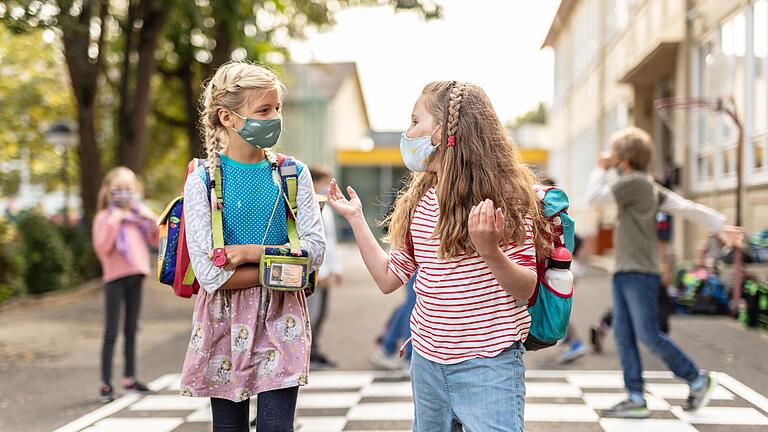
[329,81,552,432]
[92,167,158,403]
[179,61,325,432]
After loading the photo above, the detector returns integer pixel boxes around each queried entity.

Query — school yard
[2,244,768,432]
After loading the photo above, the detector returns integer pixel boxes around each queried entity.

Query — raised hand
[468,199,505,257]
[327,179,364,221]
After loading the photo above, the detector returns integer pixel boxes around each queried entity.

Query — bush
[16,209,74,295]
[58,224,100,283]
[0,219,26,304]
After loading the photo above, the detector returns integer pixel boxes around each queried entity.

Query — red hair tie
[447,135,456,147]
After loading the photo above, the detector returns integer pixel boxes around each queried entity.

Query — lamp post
[45,121,77,225]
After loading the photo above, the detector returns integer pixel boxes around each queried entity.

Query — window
[691,9,754,189]
[753,0,768,172]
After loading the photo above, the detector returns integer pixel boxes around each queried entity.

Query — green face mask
[231,111,282,149]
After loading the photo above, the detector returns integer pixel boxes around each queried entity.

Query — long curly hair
[383,81,552,260]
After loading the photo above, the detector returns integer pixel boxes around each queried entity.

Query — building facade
[544,0,768,258]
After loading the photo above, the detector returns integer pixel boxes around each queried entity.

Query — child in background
[587,127,740,418]
[92,167,158,403]
[370,274,417,371]
[329,81,551,432]
[308,166,341,369]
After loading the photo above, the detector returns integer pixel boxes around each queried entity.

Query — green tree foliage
[0,219,26,304]
[0,25,74,196]
[1,0,441,219]
[513,102,548,127]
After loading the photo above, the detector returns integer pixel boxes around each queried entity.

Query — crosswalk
[51,370,768,432]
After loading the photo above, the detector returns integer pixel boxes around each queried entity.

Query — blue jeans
[613,272,700,396]
[410,343,526,432]
[381,276,417,360]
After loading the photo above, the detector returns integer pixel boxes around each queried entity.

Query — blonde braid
[446,82,466,140]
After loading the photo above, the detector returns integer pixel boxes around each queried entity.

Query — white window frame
[690,4,768,192]
[749,0,768,183]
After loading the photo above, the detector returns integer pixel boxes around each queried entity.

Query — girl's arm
[327,180,407,294]
[92,209,122,258]
[469,200,537,300]
[184,172,258,292]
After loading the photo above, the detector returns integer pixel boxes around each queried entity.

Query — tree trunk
[58,0,108,225]
[118,0,168,174]
[117,1,137,168]
[75,103,102,223]
[181,67,203,159]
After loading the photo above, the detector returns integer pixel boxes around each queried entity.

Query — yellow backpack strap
[210,155,226,266]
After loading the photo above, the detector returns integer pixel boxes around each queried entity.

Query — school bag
[156,149,315,298]
[523,186,576,351]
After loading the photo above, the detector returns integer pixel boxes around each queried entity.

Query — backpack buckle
[212,248,228,267]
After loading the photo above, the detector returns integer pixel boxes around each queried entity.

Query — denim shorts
[410,342,526,432]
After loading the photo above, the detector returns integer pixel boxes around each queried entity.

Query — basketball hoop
[653,95,745,315]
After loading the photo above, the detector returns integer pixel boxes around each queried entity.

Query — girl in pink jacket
[92,167,158,403]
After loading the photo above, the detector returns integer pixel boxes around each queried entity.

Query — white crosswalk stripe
[51,370,768,432]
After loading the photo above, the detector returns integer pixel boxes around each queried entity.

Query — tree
[154,0,441,160]
[2,0,441,220]
[2,0,109,223]
[115,0,170,173]
[0,25,74,196]
[512,102,548,127]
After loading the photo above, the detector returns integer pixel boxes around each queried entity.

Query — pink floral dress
[179,157,325,401]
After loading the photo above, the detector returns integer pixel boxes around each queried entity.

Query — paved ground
[2,244,768,432]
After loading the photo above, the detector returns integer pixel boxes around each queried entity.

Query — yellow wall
[337,148,549,167]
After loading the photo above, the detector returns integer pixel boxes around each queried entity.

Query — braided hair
[199,61,285,179]
[385,80,553,261]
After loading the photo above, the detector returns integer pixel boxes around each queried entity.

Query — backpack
[156,150,312,298]
[524,186,576,351]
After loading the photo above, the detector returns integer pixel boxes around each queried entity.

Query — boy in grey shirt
[587,127,739,418]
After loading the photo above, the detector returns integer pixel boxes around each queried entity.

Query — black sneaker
[123,379,152,393]
[600,398,650,419]
[99,383,114,404]
[684,373,716,412]
[590,324,606,354]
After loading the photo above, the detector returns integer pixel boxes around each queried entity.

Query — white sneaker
[369,347,404,370]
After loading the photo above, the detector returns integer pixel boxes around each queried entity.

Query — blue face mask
[231,111,282,149]
[400,128,439,172]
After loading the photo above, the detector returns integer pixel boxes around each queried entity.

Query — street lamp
[45,121,77,225]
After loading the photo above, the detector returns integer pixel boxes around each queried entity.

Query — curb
[0,278,103,312]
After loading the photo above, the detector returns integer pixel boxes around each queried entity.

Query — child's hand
[327,179,363,221]
[468,199,504,257]
[209,245,259,271]
[598,151,615,170]
[109,207,129,223]
[718,225,744,247]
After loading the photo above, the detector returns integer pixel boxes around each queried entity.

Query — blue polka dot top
[196,153,305,246]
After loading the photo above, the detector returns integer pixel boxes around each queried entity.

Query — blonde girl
[328,81,551,432]
[92,167,158,403]
[179,61,325,432]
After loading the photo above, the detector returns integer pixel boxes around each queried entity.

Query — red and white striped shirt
[388,187,537,364]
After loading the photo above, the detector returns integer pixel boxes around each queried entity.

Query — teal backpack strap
[265,149,301,255]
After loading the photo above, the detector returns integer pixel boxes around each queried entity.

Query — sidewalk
[1,244,768,432]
